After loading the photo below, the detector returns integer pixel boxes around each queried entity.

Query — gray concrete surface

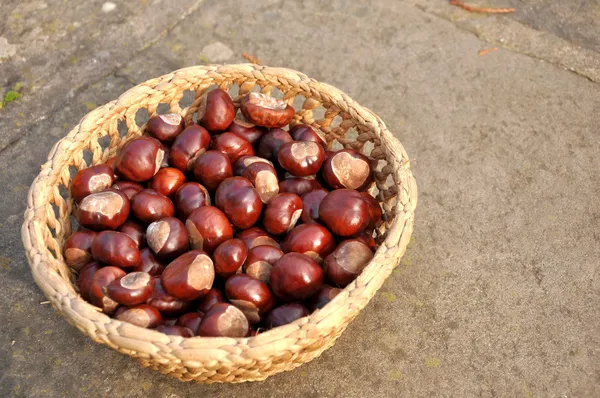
[1,1,599,397]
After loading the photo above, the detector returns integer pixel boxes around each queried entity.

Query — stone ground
[1,0,599,397]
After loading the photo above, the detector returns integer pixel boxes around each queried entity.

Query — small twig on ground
[450,0,515,13]
[478,47,498,56]
[242,53,262,65]
[40,301,51,305]
[11,340,15,346]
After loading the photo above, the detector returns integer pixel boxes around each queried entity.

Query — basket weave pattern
[21,64,417,383]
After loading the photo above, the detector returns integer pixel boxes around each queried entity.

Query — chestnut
[106,156,117,171]
[262,193,303,235]
[321,149,373,190]
[116,304,163,328]
[173,182,210,220]
[63,229,97,270]
[240,93,294,128]
[169,124,211,171]
[115,137,164,181]
[318,189,370,237]
[355,231,377,252]
[281,224,335,264]
[300,188,328,224]
[89,266,126,314]
[197,288,226,314]
[323,239,374,287]
[270,253,324,301]
[243,245,283,284]
[185,206,233,254]
[277,141,326,177]
[307,285,342,311]
[233,155,273,176]
[161,250,214,301]
[131,189,175,224]
[228,119,265,144]
[213,239,248,279]
[236,227,280,249]
[149,167,186,198]
[289,124,326,147]
[197,88,235,133]
[111,181,144,200]
[71,164,115,203]
[106,271,155,306]
[91,231,141,269]
[241,161,279,203]
[146,217,189,259]
[225,274,273,324]
[211,132,255,163]
[176,312,203,335]
[265,303,309,329]
[361,192,383,230]
[146,113,185,142]
[215,177,263,229]
[117,220,146,249]
[76,261,100,302]
[154,325,194,337]
[76,189,130,230]
[147,277,191,316]
[256,128,293,161]
[133,248,166,276]
[197,303,249,337]
[192,151,232,192]
[279,177,322,197]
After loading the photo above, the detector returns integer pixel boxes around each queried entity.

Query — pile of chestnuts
[64,89,383,338]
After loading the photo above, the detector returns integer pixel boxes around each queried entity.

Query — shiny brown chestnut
[289,124,326,147]
[91,231,141,269]
[228,119,265,144]
[185,206,233,254]
[319,189,370,237]
[241,161,279,203]
[176,312,203,335]
[111,181,144,200]
[211,132,255,163]
[149,167,186,198]
[256,128,293,160]
[240,93,294,128]
[71,164,115,203]
[197,89,235,133]
[76,189,130,230]
[116,304,163,328]
[278,141,326,177]
[197,288,226,314]
[76,261,100,302]
[63,230,97,270]
[281,224,335,264]
[215,177,263,229]
[225,274,273,324]
[197,303,249,337]
[106,271,155,306]
[300,188,328,224]
[174,182,210,220]
[146,217,189,259]
[115,137,164,182]
[154,325,194,337]
[236,227,280,250]
[117,220,146,249]
[307,285,342,312]
[265,303,309,329]
[355,231,377,252]
[270,253,324,301]
[243,245,283,284]
[106,156,117,171]
[361,192,383,230]
[161,250,215,301]
[146,113,185,142]
[131,189,175,224]
[321,149,373,190]
[147,277,192,316]
[169,124,211,171]
[213,239,248,279]
[232,156,273,176]
[192,151,232,192]
[279,177,322,197]
[323,239,374,287]
[262,193,303,235]
[89,266,126,314]
[133,248,166,276]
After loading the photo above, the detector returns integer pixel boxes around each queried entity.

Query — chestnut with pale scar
[106,271,155,306]
[161,250,215,301]
[322,149,373,190]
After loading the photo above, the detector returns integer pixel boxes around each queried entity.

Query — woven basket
[21,64,417,383]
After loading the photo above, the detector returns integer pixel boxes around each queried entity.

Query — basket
[21,64,417,383]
